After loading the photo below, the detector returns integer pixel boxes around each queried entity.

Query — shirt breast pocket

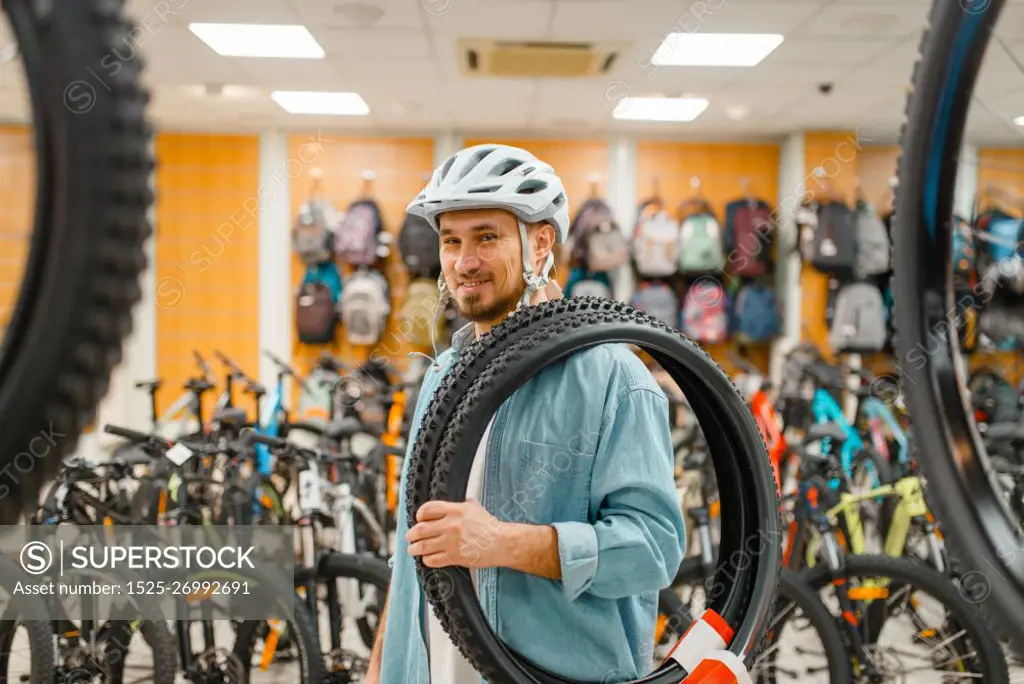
[512,441,593,525]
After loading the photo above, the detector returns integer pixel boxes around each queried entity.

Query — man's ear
[533,222,556,261]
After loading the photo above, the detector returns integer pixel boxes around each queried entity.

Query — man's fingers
[408,538,444,557]
[416,501,457,522]
[422,552,457,569]
[406,521,443,544]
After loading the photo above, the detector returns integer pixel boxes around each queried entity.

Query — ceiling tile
[126,0,300,25]
[549,2,687,42]
[793,3,928,39]
[291,0,422,30]
[762,37,895,64]
[424,2,554,37]
[315,28,432,58]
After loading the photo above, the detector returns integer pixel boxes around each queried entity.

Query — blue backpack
[983,214,1022,263]
[733,284,779,343]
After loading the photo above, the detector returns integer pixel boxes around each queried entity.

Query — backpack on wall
[678,213,726,275]
[565,268,614,299]
[969,369,1021,424]
[854,204,891,278]
[631,282,679,328]
[293,200,338,265]
[296,282,337,345]
[727,201,775,278]
[570,198,630,273]
[340,270,391,345]
[632,210,680,278]
[336,199,383,266]
[400,278,442,348]
[301,262,343,303]
[733,284,780,343]
[811,202,858,280]
[681,280,729,343]
[398,212,441,278]
[952,216,978,289]
[829,282,887,353]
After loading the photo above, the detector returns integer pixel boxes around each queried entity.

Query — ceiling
[0,0,1023,144]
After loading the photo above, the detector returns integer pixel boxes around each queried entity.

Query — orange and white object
[663,609,752,684]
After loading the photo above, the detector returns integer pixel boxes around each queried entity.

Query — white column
[606,136,637,303]
[91,139,158,458]
[771,132,806,385]
[433,132,463,166]
[258,130,293,392]
[955,144,979,219]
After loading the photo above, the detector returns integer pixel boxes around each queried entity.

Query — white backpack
[340,270,391,345]
[633,211,680,278]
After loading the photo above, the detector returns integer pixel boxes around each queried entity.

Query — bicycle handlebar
[104,424,158,443]
[262,349,313,395]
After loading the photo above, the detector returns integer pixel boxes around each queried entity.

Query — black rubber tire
[406,297,781,682]
[890,0,1024,650]
[0,619,53,684]
[317,552,390,651]
[800,554,1009,682]
[669,556,853,683]
[0,0,153,523]
[232,598,324,684]
[102,620,178,684]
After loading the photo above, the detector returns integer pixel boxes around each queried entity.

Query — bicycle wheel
[0,620,52,684]
[407,297,781,682]
[891,0,1024,648]
[664,556,853,684]
[0,0,153,523]
[801,554,1008,681]
[232,598,324,684]
[316,552,390,677]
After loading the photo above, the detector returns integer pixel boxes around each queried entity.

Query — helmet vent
[552,192,566,207]
[494,159,521,177]
[458,146,497,181]
[467,185,502,194]
[439,155,456,181]
[516,178,547,194]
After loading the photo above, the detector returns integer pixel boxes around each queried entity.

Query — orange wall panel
[288,136,436,381]
[977,147,1024,217]
[0,125,34,338]
[154,133,261,414]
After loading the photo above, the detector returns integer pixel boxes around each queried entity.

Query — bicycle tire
[669,555,853,684]
[102,620,177,684]
[890,0,1024,648]
[232,597,324,684]
[800,554,1008,681]
[0,0,153,523]
[406,297,781,682]
[317,552,390,652]
[0,619,52,684]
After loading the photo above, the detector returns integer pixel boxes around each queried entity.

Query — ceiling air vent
[458,39,621,78]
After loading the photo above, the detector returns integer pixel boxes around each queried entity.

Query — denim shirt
[380,322,687,684]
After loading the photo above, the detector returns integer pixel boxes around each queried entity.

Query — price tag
[298,466,323,514]
[165,442,194,466]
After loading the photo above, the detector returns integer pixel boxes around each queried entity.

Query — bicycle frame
[749,388,788,494]
[810,388,871,485]
[858,396,911,470]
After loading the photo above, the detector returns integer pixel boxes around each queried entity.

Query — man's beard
[454,283,523,323]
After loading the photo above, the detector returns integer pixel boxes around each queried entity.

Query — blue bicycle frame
[810,388,864,479]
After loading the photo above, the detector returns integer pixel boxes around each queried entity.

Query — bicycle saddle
[134,379,162,391]
[326,416,382,440]
[805,422,848,445]
[185,378,215,393]
[212,407,248,428]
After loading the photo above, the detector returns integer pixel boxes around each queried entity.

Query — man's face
[438,208,527,323]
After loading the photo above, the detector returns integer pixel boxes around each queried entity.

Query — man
[365,144,686,684]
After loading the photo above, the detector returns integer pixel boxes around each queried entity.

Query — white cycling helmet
[406,144,570,308]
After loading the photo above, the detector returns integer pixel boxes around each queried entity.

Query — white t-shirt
[427,417,494,683]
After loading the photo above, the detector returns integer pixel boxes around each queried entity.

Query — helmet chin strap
[516,219,553,310]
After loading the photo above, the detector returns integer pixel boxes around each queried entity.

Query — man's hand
[407,499,563,579]
[406,499,503,569]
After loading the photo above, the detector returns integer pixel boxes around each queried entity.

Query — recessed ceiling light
[189,23,325,58]
[182,84,263,99]
[271,91,370,116]
[652,33,784,67]
[1015,116,1024,126]
[613,97,708,122]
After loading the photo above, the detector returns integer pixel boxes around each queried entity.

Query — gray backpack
[340,270,391,345]
[829,283,887,353]
[631,283,679,329]
[854,205,891,278]
[293,201,338,265]
[572,278,613,300]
